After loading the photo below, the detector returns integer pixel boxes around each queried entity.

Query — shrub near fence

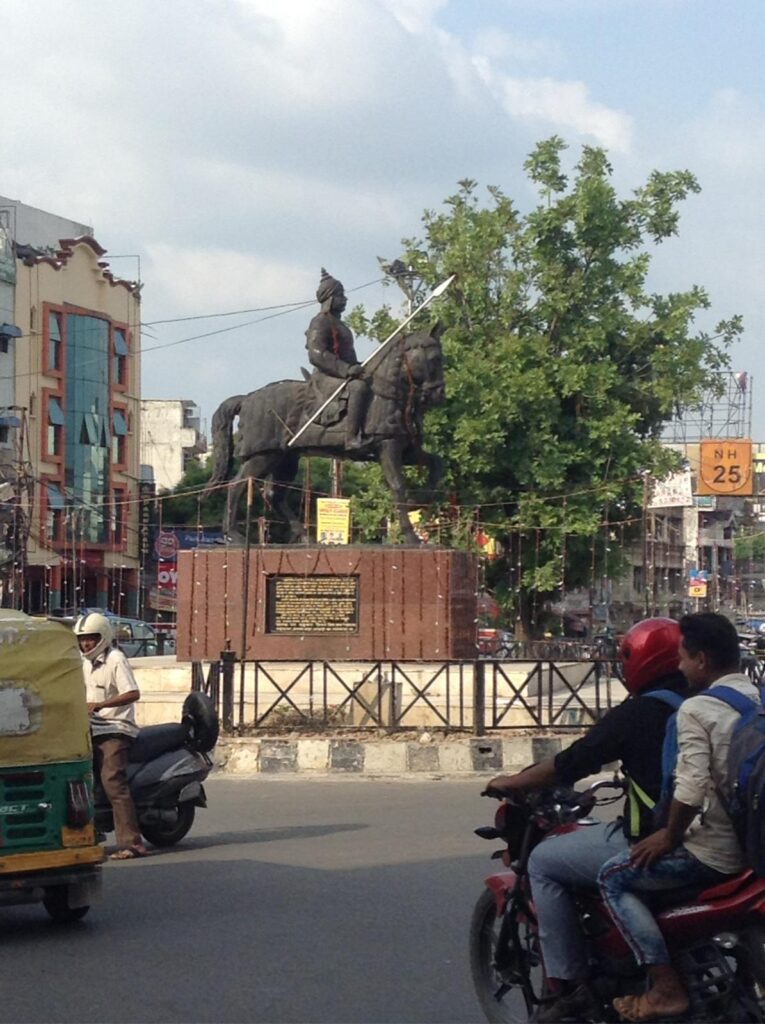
[191,657,625,734]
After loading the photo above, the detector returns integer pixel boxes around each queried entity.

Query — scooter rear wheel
[140,803,195,847]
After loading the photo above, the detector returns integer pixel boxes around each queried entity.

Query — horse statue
[206,324,445,545]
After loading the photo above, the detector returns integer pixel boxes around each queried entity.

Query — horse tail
[206,395,245,491]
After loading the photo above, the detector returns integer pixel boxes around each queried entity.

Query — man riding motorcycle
[487,618,687,1022]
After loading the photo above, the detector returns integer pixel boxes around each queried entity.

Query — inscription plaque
[266,574,359,634]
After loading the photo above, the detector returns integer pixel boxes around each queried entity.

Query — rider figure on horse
[305,268,369,450]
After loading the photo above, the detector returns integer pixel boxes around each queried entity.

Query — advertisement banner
[688,581,708,598]
[316,498,351,544]
[649,470,694,509]
[147,525,224,614]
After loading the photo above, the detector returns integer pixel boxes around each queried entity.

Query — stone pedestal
[175,546,477,661]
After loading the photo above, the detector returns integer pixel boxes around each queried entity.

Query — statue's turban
[316,268,344,308]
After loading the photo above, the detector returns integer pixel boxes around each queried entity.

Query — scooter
[93,692,219,848]
[471,778,765,1022]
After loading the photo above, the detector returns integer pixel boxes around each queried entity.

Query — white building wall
[0,196,92,249]
[140,399,206,491]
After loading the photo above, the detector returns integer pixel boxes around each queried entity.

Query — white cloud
[470,27,563,66]
[381,0,449,34]
[470,58,633,153]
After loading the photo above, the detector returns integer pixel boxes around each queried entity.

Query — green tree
[159,457,229,526]
[349,138,742,630]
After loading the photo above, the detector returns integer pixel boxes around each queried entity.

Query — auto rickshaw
[0,609,104,922]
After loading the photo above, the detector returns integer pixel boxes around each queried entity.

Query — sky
[2,0,764,437]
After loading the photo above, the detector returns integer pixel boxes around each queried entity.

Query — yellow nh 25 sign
[697,440,753,496]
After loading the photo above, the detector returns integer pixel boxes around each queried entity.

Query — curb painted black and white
[214,734,576,776]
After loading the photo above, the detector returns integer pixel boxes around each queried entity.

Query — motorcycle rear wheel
[140,803,195,847]
[470,888,545,1024]
[734,925,765,1022]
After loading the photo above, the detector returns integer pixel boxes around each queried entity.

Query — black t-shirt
[553,671,687,839]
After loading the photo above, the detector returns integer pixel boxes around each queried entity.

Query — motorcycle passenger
[74,612,147,860]
[486,618,687,1023]
[599,612,758,1022]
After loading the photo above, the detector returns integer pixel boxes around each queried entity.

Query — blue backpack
[703,685,765,877]
[627,689,684,836]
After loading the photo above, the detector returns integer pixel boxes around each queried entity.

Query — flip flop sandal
[614,992,689,1022]
[109,845,147,860]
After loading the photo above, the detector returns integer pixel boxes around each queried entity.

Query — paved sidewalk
[213,732,580,776]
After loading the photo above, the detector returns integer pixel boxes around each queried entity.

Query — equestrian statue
[206,268,451,546]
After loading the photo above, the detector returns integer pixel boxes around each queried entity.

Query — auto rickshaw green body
[0,610,104,921]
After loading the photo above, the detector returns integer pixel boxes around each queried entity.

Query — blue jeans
[527,821,628,980]
[598,846,726,965]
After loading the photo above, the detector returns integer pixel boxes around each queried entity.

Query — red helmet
[619,617,681,694]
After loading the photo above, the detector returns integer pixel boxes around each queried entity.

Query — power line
[0,277,385,381]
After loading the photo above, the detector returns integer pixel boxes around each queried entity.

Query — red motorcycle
[470,779,765,1022]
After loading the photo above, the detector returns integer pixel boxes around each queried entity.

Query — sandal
[109,845,147,860]
[614,992,689,1021]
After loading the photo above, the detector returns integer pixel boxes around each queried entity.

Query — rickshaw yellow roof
[0,611,91,767]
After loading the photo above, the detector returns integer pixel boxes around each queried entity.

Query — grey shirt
[675,672,759,874]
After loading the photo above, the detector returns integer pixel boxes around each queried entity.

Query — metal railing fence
[191,657,624,734]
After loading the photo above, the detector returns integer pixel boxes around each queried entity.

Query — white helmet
[73,612,114,661]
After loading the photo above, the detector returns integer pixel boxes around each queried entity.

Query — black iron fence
[191,656,623,734]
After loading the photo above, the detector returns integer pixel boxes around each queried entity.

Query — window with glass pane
[113,329,128,385]
[65,314,110,543]
[47,424,61,456]
[47,397,65,457]
[112,433,125,465]
[46,508,63,541]
[48,312,62,371]
[112,490,126,545]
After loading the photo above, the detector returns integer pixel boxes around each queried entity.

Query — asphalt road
[0,776,503,1024]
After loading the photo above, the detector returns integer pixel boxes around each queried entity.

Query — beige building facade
[14,235,142,613]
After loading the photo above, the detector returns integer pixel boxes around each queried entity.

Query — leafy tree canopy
[348,138,742,613]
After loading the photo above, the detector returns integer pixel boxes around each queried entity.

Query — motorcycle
[94,691,219,848]
[470,778,765,1022]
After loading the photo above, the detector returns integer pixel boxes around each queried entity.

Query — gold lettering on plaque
[266,575,359,634]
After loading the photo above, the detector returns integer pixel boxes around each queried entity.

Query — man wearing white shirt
[598,612,758,1021]
[75,612,147,860]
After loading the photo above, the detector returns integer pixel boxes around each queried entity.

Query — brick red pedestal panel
[175,546,478,661]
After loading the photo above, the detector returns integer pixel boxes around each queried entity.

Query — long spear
[287,273,455,447]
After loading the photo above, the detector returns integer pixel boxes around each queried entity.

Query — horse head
[369,322,446,411]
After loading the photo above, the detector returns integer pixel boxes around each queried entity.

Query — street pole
[642,474,650,617]
[238,475,254,728]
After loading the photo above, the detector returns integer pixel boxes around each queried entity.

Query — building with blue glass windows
[5,199,142,614]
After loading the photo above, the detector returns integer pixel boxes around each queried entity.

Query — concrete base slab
[297,739,330,772]
[362,742,408,776]
[213,734,568,777]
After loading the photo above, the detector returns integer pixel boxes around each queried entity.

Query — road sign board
[697,439,753,496]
